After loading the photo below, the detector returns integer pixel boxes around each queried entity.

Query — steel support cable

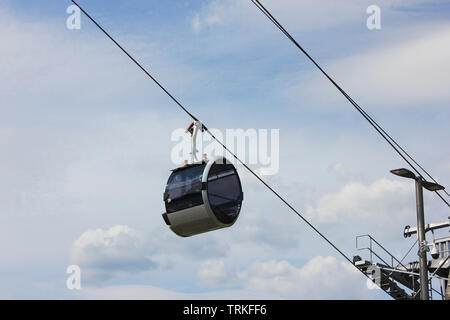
[70,1,199,123]
[70,0,378,286]
[386,239,418,291]
[413,253,450,299]
[250,0,450,207]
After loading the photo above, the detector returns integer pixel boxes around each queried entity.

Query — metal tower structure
[354,218,450,300]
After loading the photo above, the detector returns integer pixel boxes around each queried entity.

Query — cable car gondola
[162,156,243,237]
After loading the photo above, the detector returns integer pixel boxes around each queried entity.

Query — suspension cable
[70,1,450,299]
[249,0,449,207]
[70,0,360,273]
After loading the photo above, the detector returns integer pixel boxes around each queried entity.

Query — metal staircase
[353,235,420,300]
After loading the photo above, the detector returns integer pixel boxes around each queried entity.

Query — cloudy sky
[1,0,449,299]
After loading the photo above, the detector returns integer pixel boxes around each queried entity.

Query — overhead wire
[69,0,445,298]
[70,0,360,273]
[249,0,450,207]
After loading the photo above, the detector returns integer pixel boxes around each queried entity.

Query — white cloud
[191,0,440,34]
[160,232,231,261]
[77,284,266,300]
[70,225,157,284]
[190,2,223,33]
[235,256,370,299]
[231,208,302,249]
[198,260,229,287]
[189,1,450,111]
[1,1,448,300]
[77,284,189,300]
[306,178,413,224]
[291,24,450,109]
[76,255,376,299]
[69,223,232,285]
[0,9,198,112]
[192,14,202,33]
[329,162,364,180]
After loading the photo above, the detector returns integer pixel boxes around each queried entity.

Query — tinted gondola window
[207,163,242,224]
[165,165,205,213]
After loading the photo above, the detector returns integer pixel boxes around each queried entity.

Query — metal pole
[415,177,430,300]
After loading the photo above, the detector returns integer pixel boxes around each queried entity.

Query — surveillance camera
[430,244,439,260]
[431,252,439,260]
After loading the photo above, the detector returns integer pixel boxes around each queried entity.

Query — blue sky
[0,0,449,299]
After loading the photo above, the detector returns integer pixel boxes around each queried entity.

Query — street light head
[422,180,445,192]
[390,168,416,179]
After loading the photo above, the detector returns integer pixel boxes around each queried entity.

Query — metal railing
[356,234,417,294]
[356,234,446,300]
[356,234,408,269]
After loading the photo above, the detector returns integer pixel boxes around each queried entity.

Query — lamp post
[390,168,445,300]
